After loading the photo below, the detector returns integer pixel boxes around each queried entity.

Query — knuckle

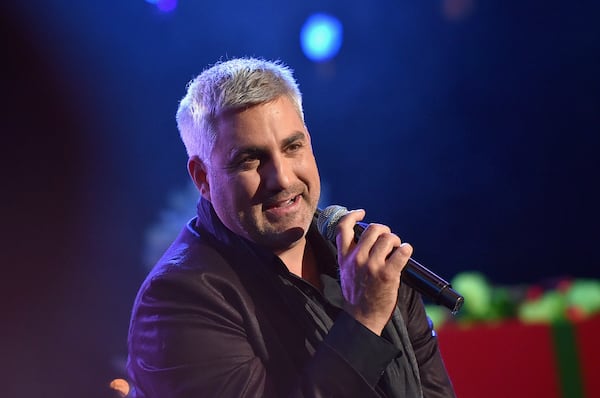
[377,232,400,248]
[354,250,370,266]
[369,223,391,235]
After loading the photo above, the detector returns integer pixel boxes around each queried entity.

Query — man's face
[203,95,321,252]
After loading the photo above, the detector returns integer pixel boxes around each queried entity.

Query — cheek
[301,156,320,183]
[213,173,259,205]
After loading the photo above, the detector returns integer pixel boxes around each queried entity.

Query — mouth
[264,194,301,211]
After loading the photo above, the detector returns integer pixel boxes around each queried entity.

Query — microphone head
[317,205,349,241]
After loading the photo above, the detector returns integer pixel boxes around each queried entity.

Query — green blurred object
[518,291,567,323]
[487,286,518,320]
[565,279,600,316]
[430,272,600,326]
[451,272,492,320]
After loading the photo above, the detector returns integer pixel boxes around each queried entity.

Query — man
[127,57,455,397]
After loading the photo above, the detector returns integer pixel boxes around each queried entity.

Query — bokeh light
[300,13,343,62]
[145,0,177,13]
[157,0,177,12]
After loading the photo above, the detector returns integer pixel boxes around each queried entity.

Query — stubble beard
[245,193,318,251]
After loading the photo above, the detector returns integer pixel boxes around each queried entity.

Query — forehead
[213,96,306,150]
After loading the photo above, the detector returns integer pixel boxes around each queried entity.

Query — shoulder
[149,223,241,285]
[131,224,253,321]
[126,225,271,392]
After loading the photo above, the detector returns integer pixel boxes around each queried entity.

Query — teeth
[271,196,295,209]
[278,199,292,208]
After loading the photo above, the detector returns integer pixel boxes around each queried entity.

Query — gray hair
[176,58,304,162]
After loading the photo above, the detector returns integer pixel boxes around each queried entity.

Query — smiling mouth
[265,195,300,210]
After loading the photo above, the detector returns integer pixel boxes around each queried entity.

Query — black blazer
[127,201,455,397]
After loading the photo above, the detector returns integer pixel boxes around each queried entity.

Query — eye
[286,141,304,153]
[238,155,260,168]
[225,153,260,172]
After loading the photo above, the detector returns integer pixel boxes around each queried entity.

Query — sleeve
[305,311,401,396]
[401,285,457,398]
[127,267,400,398]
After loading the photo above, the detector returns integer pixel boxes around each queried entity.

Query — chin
[257,226,307,251]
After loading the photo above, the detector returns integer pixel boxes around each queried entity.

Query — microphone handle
[404,258,464,314]
[353,223,464,314]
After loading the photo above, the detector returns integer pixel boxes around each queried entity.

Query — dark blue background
[2,1,598,397]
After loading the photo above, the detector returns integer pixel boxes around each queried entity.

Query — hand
[335,209,413,335]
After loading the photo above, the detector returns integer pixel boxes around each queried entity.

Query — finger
[350,224,394,268]
[369,232,401,261]
[356,223,392,253]
[388,242,414,272]
[335,209,366,256]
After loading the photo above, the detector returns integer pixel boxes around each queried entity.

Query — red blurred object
[437,320,561,398]
[566,306,586,322]
[525,285,545,301]
[556,279,573,293]
[574,314,600,398]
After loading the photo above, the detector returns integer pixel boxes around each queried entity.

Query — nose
[262,154,292,191]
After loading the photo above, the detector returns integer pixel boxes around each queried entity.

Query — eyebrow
[281,131,307,148]
[228,131,307,160]
[228,146,263,162]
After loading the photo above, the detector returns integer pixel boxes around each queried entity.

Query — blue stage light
[300,13,343,62]
[145,0,177,12]
[156,0,177,12]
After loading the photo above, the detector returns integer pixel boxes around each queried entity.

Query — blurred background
[2,0,599,397]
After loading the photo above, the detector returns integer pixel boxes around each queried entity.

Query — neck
[276,238,322,290]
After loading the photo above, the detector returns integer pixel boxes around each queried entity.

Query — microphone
[317,205,464,314]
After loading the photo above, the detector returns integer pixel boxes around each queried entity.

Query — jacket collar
[193,197,339,277]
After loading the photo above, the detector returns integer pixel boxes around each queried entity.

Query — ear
[188,156,211,201]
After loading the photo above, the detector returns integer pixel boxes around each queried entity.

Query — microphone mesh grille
[317,205,349,241]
